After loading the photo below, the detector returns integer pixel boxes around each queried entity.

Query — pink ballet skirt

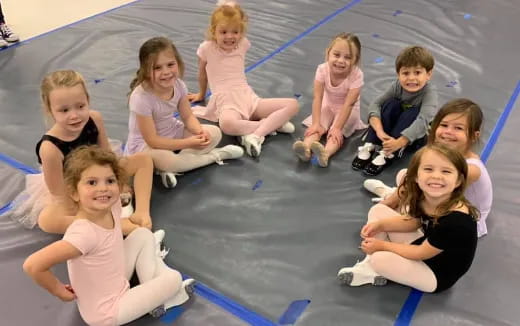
[3,139,124,229]
[192,86,261,122]
[3,172,52,229]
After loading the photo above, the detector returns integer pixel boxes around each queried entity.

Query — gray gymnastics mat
[0,0,519,325]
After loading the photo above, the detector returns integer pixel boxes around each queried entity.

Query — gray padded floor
[1,0,519,325]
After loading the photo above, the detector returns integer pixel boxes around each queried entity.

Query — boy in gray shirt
[352,46,438,176]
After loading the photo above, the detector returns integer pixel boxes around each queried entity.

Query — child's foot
[0,35,7,48]
[164,278,196,309]
[210,145,244,165]
[363,179,396,199]
[0,24,19,42]
[310,141,329,167]
[240,134,265,157]
[158,171,177,188]
[277,121,295,134]
[337,259,387,286]
[352,143,375,170]
[363,151,393,176]
[153,229,170,259]
[292,140,311,162]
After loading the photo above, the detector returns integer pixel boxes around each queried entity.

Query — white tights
[219,98,298,137]
[116,228,183,325]
[147,124,223,173]
[366,204,437,293]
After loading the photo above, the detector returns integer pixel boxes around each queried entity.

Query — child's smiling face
[398,65,432,93]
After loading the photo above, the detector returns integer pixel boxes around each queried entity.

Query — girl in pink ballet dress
[189,1,299,157]
[292,33,366,167]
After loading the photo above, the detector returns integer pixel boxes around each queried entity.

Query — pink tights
[218,98,298,137]
[366,204,438,292]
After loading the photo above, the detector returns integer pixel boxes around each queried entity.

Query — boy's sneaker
[0,35,7,48]
[337,259,387,286]
[240,134,264,157]
[0,24,19,42]
[210,145,244,165]
[276,121,295,134]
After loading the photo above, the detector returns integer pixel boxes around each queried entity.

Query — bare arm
[178,95,203,135]
[23,240,81,301]
[369,115,385,135]
[39,142,66,197]
[188,58,208,102]
[90,110,110,151]
[311,80,325,125]
[467,163,482,185]
[135,113,190,151]
[332,87,361,130]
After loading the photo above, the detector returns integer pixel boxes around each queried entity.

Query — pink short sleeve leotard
[192,37,260,122]
[63,202,128,326]
[302,63,366,137]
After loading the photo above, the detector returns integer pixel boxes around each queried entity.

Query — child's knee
[288,98,299,115]
[370,251,390,274]
[204,125,222,143]
[164,269,183,293]
[218,118,235,134]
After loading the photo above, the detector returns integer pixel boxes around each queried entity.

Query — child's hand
[360,221,381,238]
[305,124,325,137]
[199,129,212,143]
[360,237,385,254]
[380,191,400,210]
[54,284,76,302]
[382,137,406,155]
[327,128,344,146]
[376,130,391,142]
[188,93,205,103]
[187,134,211,149]
[130,212,152,230]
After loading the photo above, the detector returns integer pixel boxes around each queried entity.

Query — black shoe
[352,155,370,170]
[363,161,386,176]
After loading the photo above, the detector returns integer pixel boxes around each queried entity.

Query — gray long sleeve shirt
[367,80,438,142]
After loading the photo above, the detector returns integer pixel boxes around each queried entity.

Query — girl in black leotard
[5,70,155,236]
[338,144,478,293]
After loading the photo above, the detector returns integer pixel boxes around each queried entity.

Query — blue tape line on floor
[252,180,263,191]
[193,280,277,326]
[0,202,13,215]
[394,289,423,326]
[481,80,520,163]
[278,299,311,325]
[245,0,362,74]
[160,306,185,324]
[394,80,520,325]
[0,153,39,174]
